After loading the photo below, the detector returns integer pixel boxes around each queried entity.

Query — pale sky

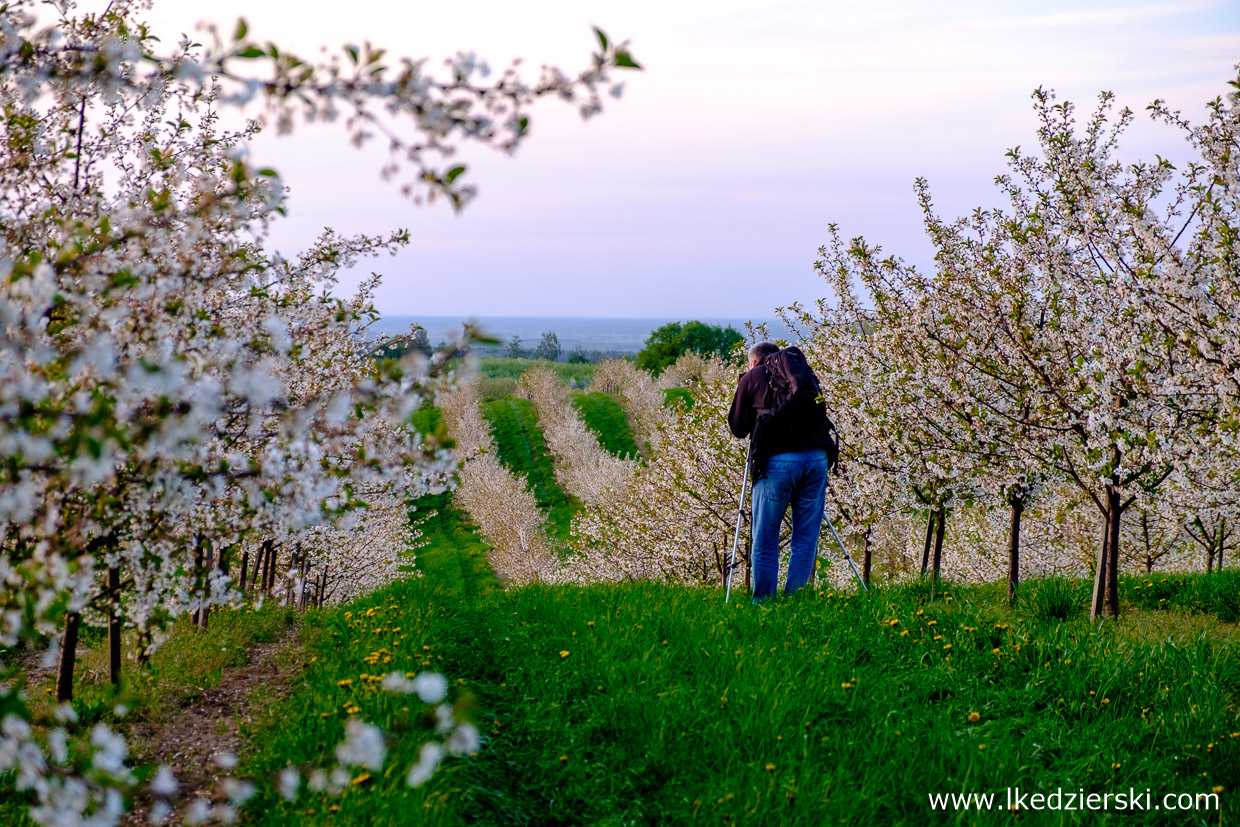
[138,0,1240,318]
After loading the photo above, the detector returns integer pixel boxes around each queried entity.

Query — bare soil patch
[121,626,301,824]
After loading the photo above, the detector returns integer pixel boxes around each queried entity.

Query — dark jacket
[727,364,833,458]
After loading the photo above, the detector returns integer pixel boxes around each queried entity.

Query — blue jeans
[750,449,829,600]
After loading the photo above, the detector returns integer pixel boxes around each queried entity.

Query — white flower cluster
[1,0,642,822]
[514,368,635,508]
[439,380,558,585]
[568,369,752,585]
[588,358,667,456]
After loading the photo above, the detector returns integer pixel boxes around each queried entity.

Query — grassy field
[235,510,1240,827]
[481,397,580,541]
[571,391,641,461]
[0,603,295,825]
[478,357,598,386]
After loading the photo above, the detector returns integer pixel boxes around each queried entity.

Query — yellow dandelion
[765,763,776,772]
[1213,785,1224,794]
[559,755,568,762]
[841,682,853,690]
[351,773,371,785]
[337,679,353,687]
[560,650,571,658]
[1111,763,1121,769]
[967,711,980,723]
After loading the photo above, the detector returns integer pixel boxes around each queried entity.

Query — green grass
[1,601,295,825]
[663,387,694,409]
[571,391,641,460]
[236,556,1240,826]
[482,397,579,541]
[478,357,597,386]
[1126,570,1240,622]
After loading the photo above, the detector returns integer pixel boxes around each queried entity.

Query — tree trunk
[1142,512,1153,573]
[108,566,122,686]
[318,566,328,609]
[268,545,279,594]
[137,627,151,667]
[861,530,872,587]
[297,554,309,612]
[1007,496,1023,605]
[1091,510,1108,620]
[931,508,946,581]
[56,611,81,702]
[257,541,269,591]
[285,544,298,607]
[239,551,249,592]
[1220,518,1227,572]
[192,538,204,627]
[200,540,214,630]
[1105,486,1121,618]
[921,511,935,576]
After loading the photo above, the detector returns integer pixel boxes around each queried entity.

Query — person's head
[748,341,779,369]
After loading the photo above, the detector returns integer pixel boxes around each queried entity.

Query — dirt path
[121,626,301,824]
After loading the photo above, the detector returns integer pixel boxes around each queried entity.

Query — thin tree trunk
[1105,486,1121,618]
[297,554,309,612]
[861,530,872,587]
[239,551,249,592]
[56,611,81,702]
[285,544,298,607]
[921,511,935,576]
[266,545,278,594]
[192,538,204,627]
[319,566,328,608]
[108,566,121,686]
[1142,512,1153,573]
[1091,510,1108,620]
[1220,518,1227,571]
[259,540,272,592]
[137,628,151,667]
[200,540,214,630]
[1007,496,1023,605]
[931,508,946,581]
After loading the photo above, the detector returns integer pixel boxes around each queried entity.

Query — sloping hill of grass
[238,553,1240,825]
[482,397,579,541]
[571,391,641,460]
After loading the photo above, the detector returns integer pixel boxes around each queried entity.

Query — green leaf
[593,26,608,50]
[614,51,642,70]
[346,45,359,65]
[236,46,265,59]
[233,18,247,41]
[445,165,466,184]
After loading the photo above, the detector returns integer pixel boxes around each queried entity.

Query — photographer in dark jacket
[728,342,832,600]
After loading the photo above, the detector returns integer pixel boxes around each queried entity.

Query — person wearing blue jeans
[728,341,835,601]
[750,449,830,599]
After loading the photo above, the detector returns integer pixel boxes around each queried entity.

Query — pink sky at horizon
[133,0,1239,318]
